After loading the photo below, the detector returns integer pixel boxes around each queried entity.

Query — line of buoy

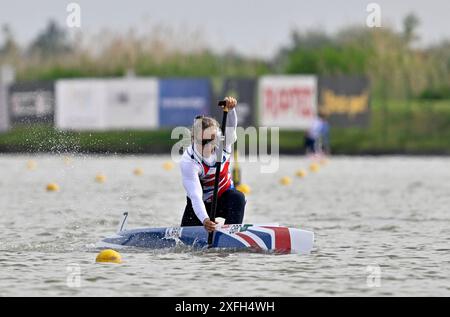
[32,157,177,193]
[95,173,107,183]
[279,176,292,186]
[295,169,307,178]
[95,249,122,264]
[163,161,174,171]
[63,156,73,166]
[46,183,60,192]
[279,157,329,186]
[42,166,154,193]
[309,162,321,173]
[236,183,251,194]
[27,160,37,170]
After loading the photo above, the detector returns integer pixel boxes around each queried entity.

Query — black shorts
[181,188,246,226]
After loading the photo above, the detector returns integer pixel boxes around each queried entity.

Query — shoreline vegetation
[1,18,449,155]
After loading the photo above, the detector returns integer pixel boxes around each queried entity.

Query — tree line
[1,13,449,100]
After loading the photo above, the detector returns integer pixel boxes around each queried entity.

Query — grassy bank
[1,99,450,155]
[330,98,450,154]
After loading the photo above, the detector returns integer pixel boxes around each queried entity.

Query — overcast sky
[1,0,449,59]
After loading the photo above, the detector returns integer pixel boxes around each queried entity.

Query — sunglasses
[195,115,217,146]
[201,137,216,146]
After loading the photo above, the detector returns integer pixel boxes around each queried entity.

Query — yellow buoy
[133,168,144,176]
[279,176,292,186]
[295,169,307,178]
[309,162,320,173]
[163,161,174,171]
[236,183,251,194]
[27,160,37,170]
[46,183,60,192]
[95,173,107,183]
[63,156,73,166]
[95,249,122,264]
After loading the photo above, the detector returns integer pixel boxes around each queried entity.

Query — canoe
[98,217,314,254]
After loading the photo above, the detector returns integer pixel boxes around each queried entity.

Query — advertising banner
[318,76,370,127]
[0,65,15,132]
[56,78,158,130]
[158,78,211,127]
[259,76,317,129]
[9,81,54,124]
[212,78,256,128]
[56,79,105,130]
[0,79,7,132]
[103,78,158,129]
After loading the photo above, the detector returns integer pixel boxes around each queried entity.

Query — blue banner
[158,78,211,127]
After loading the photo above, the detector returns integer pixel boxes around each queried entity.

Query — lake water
[0,155,449,296]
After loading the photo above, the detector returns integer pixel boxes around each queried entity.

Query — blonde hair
[191,116,220,144]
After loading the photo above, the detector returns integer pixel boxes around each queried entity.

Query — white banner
[0,65,15,132]
[56,78,158,130]
[56,79,105,130]
[0,80,7,132]
[259,76,317,129]
[103,78,158,129]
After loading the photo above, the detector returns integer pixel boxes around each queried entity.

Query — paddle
[207,100,229,247]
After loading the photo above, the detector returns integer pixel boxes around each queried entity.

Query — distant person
[304,112,330,156]
[179,97,246,233]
